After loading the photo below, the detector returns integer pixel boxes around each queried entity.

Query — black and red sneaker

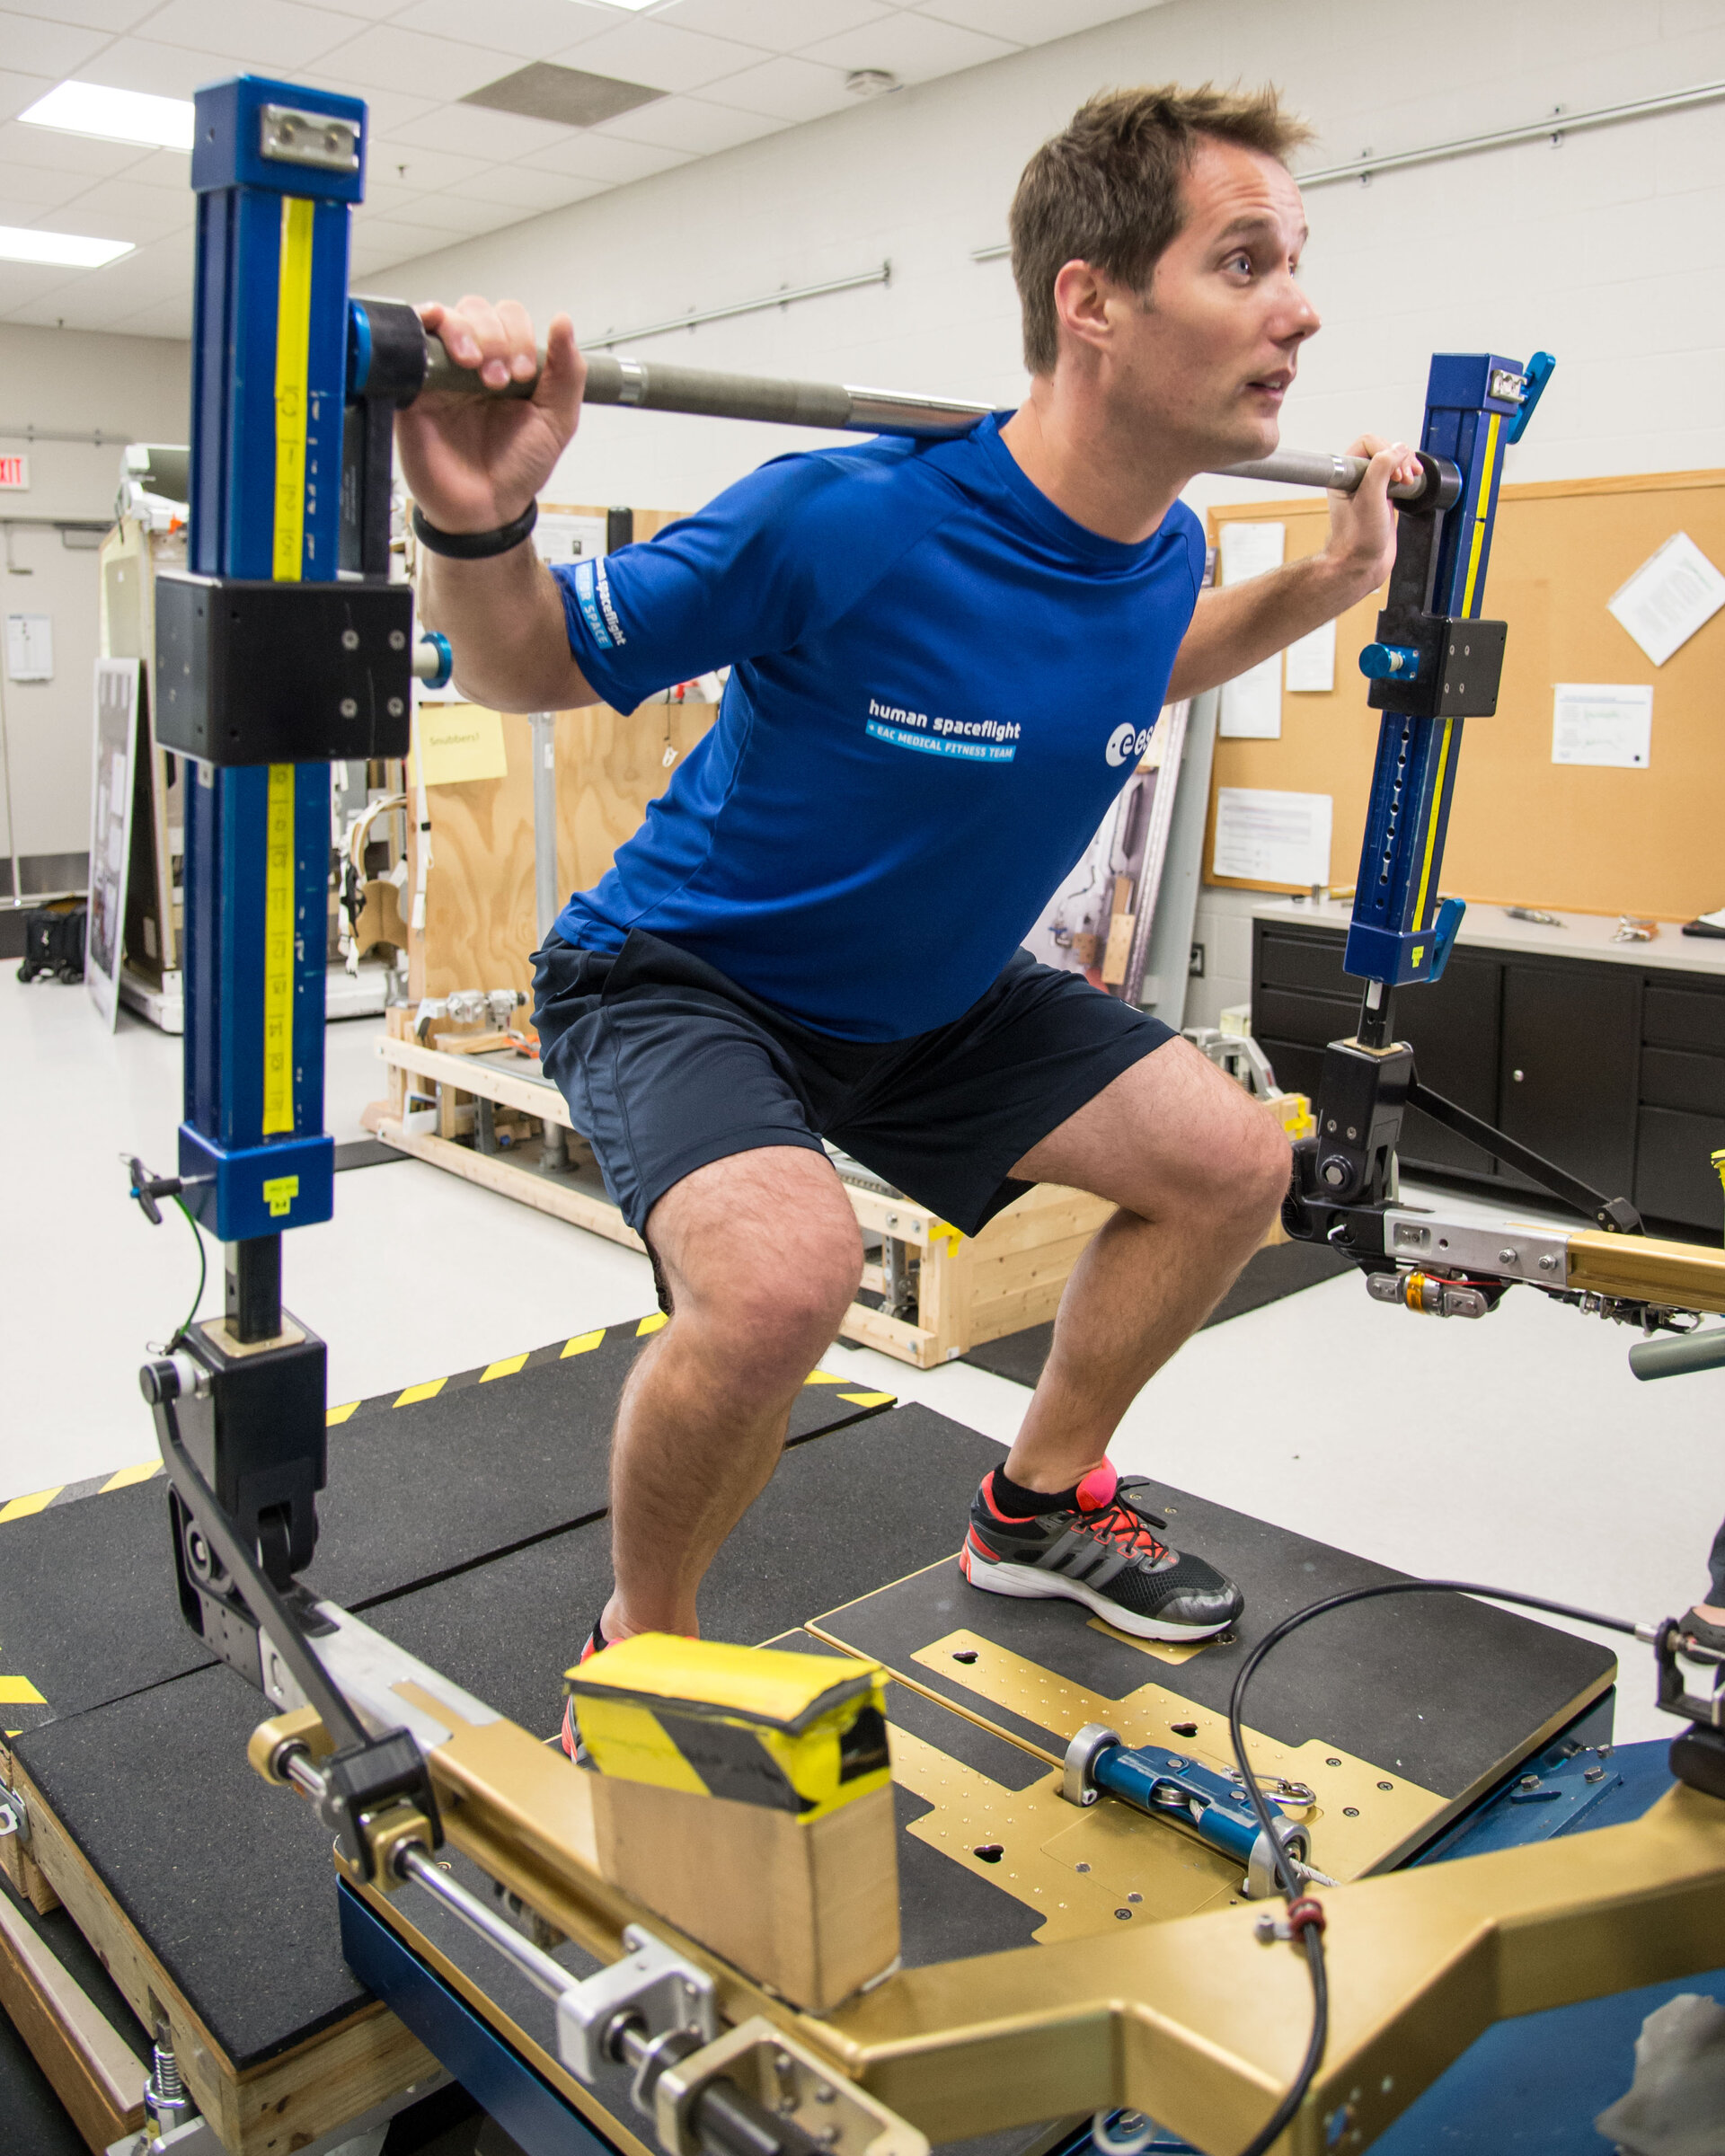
[960,1462,1243,1641]
[559,1616,609,1761]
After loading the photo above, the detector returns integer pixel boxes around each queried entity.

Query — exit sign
[0,455,27,490]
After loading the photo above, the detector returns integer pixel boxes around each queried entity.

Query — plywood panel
[1204,470,1725,921]
[410,505,717,998]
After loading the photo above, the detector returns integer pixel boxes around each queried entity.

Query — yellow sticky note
[418,704,509,787]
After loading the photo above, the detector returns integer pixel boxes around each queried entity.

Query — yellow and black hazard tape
[0,1315,896,1527]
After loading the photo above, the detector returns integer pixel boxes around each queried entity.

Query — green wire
[168,1194,207,1351]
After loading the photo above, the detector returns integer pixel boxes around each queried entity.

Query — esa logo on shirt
[1105,722,1154,767]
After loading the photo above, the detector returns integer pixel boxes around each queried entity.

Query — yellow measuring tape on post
[261,196,315,1136]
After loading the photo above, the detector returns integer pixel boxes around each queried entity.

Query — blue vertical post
[178,78,367,1254]
[1342,354,1525,992]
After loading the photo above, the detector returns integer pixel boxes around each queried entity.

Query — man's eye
[1225,252,1252,277]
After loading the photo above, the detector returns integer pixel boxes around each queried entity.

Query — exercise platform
[2,1310,1641,2155]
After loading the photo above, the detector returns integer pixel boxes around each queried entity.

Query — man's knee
[650,1153,862,1385]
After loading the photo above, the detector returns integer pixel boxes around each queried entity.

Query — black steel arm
[1404,1079,1642,1233]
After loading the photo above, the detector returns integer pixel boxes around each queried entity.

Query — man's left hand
[1322,434,1422,598]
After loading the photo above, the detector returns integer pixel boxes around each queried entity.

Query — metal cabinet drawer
[1254,927,1352,997]
[1641,1046,1725,1118]
[1643,984,1725,1056]
[1254,985,1358,1049]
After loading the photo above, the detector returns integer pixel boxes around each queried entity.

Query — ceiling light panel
[19,81,194,150]
[464,63,666,128]
[0,225,135,267]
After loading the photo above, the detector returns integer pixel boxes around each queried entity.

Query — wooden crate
[375,1030,1118,1371]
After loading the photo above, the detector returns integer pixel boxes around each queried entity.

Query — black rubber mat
[370,1404,1003,1736]
[0,1321,892,1739]
[814,1468,1616,1802]
[961,1237,1356,1386]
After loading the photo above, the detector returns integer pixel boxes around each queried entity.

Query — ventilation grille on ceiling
[462,62,665,129]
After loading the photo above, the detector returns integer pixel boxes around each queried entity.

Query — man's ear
[1050,258,1112,359]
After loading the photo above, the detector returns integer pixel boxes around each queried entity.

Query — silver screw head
[387,696,404,716]
[341,627,359,649]
[1538,1253,1559,1272]
[1499,1247,1517,1264]
[389,629,406,649]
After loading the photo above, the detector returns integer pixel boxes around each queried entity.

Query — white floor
[3,967,1719,1743]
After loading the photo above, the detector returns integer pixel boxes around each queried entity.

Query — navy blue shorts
[532,929,1172,1240]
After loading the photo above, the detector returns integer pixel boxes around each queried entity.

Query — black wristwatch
[411,499,538,559]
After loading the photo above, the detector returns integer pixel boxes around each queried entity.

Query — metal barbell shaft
[420,336,1434,500]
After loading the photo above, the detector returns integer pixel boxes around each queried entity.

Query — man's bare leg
[1001,1038,1292,1494]
[600,1145,863,1643]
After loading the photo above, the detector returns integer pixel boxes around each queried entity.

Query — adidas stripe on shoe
[960,1462,1243,1642]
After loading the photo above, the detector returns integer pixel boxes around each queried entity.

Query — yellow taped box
[566,1636,898,2010]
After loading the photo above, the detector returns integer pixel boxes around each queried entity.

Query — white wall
[1,323,190,878]
[371,0,1725,1027]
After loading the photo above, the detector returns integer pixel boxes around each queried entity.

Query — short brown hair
[1010,85,1314,376]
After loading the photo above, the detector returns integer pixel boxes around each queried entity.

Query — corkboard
[409,505,717,998]
[1203,470,1725,918]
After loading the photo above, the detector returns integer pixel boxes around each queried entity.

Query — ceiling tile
[55,176,191,239]
[74,37,217,99]
[318,22,508,103]
[0,259,106,313]
[0,67,55,124]
[128,0,359,67]
[0,117,146,174]
[348,210,465,261]
[446,162,604,211]
[594,92,780,155]
[379,102,573,163]
[518,128,692,183]
[549,18,766,95]
[107,295,196,334]
[390,190,523,240]
[0,160,88,208]
[390,0,606,64]
[12,0,165,32]
[358,135,491,191]
[653,0,894,50]
[697,54,850,123]
[914,0,1164,40]
[797,12,1020,82]
[0,11,114,77]
[115,145,195,188]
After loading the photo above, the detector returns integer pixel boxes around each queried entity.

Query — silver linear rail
[424,339,1433,498]
[583,262,889,350]
[969,80,1725,240]
[1296,77,1725,188]
[0,422,137,446]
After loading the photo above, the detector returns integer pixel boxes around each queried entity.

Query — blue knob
[1360,642,1420,681]
[415,630,453,692]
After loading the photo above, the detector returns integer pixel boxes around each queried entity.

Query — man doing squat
[396,85,1422,1735]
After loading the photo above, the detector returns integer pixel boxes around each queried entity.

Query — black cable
[166,1195,206,1352]
[1225,1578,1640,2156]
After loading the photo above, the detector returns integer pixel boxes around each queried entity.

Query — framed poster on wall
[87,658,142,1029]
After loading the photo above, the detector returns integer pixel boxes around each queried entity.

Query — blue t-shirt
[551,414,1204,1042]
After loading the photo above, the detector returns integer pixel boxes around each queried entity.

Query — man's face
[1102,136,1318,467]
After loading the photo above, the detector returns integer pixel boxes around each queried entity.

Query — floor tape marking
[394,1378,447,1408]
[0,1490,59,1524]
[99,1462,162,1494]
[562,1330,606,1357]
[482,1354,530,1383]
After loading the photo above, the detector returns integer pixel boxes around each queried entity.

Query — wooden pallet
[375,1030,1117,1371]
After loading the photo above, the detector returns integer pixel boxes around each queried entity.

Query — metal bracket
[1060,1723,1123,1807]
[0,1785,30,1848]
[656,2016,928,2156]
[557,1924,720,2084]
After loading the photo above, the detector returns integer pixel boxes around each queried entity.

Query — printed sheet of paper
[1552,683,1652,768]
[1606,532,1725,666]
[1217,521,1285,586]
[6,612,51,681]
[417,703,509,786]
[1284,616,1336,693]
[535,513,609,570]
[1213,786,1332,887]
[1219,654,1282,738]
[1216,524,1288,737]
